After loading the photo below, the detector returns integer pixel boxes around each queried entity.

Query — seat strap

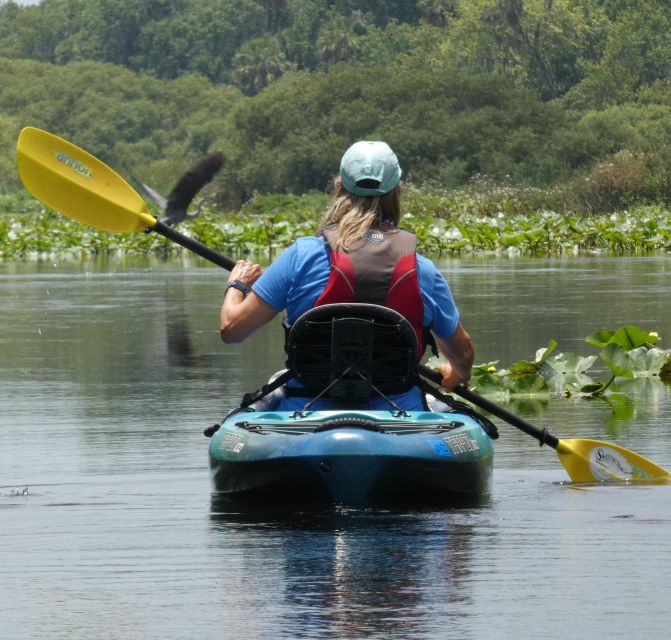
[239,369,294,410]
[423,329,438,357]
[415,376,499,439]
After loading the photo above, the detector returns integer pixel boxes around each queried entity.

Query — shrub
[568,150,659,213]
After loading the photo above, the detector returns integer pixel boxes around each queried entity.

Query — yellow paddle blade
[555,438,671,483]
[16,127,157,233]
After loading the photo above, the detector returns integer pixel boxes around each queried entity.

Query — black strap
[239,369,294,409]
[416,376,499,440]
[423,329,439,358]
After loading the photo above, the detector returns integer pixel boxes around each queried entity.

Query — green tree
[315,13,362,66]
[278,0,328,70]
[231,35,296,95]
[447,0,609,99]
[256,0,290,32]
[356,22,446,68]
[417,0,459,27]
[132,0,267,82]
[0,0,79,63]
[0,111,23,188]
[328,0,421,26]
[225,64,565,197]
[55,0,181,66]
[0,57,242,190]
[565,1,671,107]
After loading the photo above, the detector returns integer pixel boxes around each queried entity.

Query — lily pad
[600,343,635,379]
[544,352,598,376]
[473,372,505,392]
[472,361,500,375]
[508,340,558,377]
[586,326,658,350]
[506,374,549,394]
[626,346,669,376]
[535,340,558,364]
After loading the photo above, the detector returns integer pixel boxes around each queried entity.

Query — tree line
[1,0,671,211]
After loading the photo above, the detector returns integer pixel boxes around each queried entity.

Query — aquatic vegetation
[428,326,671,401]
[2,189,671,260]
[408,207,671,256]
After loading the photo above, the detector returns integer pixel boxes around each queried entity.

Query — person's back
[219,140,475,405]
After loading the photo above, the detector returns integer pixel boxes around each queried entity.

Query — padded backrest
[286,303,418,399]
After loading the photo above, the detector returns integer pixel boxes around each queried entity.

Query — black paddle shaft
[152,219,236,271]
[417,364,560,449]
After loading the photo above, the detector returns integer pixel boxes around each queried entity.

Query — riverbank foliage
[1,0,671,213]
[2,186,671,260]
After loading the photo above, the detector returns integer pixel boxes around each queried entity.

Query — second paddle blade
[556,438,671,482]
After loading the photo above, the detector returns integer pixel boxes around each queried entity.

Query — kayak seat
[286,303,418,401]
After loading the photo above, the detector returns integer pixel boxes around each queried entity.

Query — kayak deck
[209,410,494,505]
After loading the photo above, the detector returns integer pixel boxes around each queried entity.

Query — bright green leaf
[610,326,658,350]
[472,361,500,375]
[508,374,548,394]
[473,372,504,392]
[535,339,558,365]
[509,359,538,377]
[579,382,608,396]
[600,343,635,378]
[585,330,614,349]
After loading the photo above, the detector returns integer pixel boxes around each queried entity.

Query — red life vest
[314,225,426,356]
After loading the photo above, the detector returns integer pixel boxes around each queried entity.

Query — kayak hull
[208,410,494,505]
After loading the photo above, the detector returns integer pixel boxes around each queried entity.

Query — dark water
[1,255,671,639]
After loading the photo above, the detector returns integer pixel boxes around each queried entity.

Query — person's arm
[434,321,474,390]
[220,260,279,343]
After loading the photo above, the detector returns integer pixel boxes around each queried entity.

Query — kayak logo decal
[219,433,246,454]
[427,434,480,456]
[426,433,480,456]
[427,439,453,456]
[444,433,480,454]
[55,151,93,179]
[588,446,634,481]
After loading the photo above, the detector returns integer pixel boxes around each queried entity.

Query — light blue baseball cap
[340,140,402,197]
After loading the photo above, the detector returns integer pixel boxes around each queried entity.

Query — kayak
[206,302,498,505]
[208,408,494,504]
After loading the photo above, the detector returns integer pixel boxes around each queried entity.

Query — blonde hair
[317,179,402,251]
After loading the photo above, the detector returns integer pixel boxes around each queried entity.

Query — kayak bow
[209,409,494,504]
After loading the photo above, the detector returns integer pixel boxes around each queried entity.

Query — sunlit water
[1,255,670,639]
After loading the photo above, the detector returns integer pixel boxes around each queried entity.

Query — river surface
[1,254,671,639]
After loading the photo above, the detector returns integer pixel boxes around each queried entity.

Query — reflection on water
[207,474,671,640]
[1,255,671,639]
[209,495,483,639]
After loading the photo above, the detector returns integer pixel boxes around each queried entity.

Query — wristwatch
[226,279,249,296]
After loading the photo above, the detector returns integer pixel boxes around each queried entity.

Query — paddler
[219,140,473,410]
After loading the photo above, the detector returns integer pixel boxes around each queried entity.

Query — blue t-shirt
[251,235,460,411]
[253,236,459,336]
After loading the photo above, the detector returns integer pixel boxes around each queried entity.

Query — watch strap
[226,279,249,296]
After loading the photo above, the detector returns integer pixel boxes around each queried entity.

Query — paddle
[17,127,670,483]
[16,127,235,270]
[418,364,670,483]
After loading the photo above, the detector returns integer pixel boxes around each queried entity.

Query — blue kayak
[208,409,494,504]
[207,303,497,505]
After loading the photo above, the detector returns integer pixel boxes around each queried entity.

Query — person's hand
[438,362,468,391]
[227,259,262,289]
